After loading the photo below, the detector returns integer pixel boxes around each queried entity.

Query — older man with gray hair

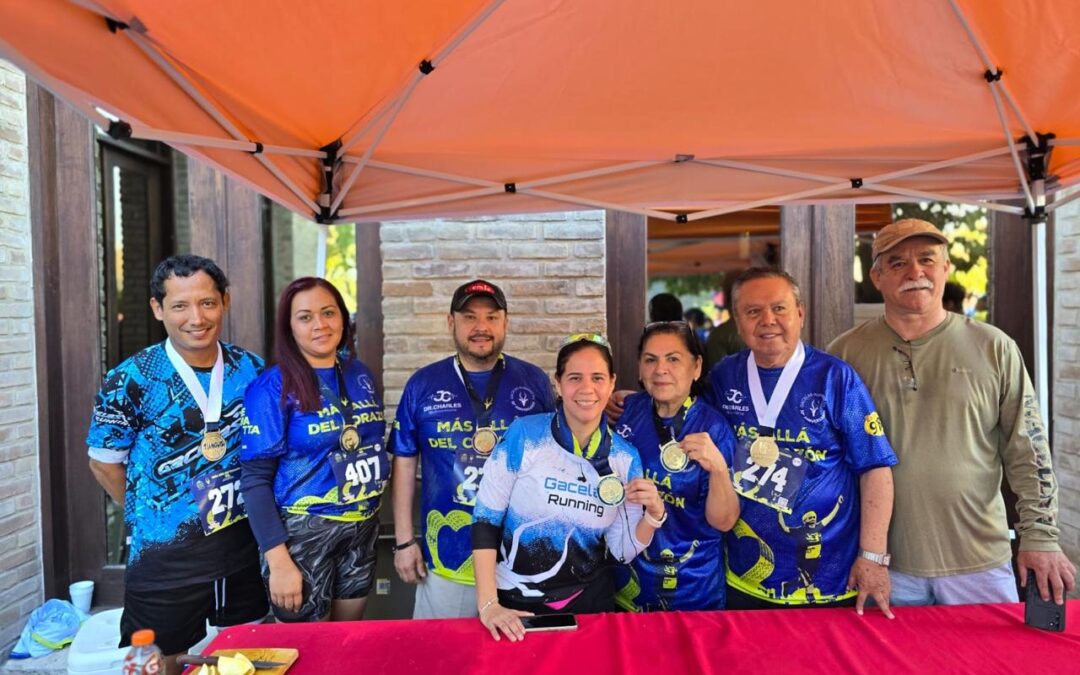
[707,267,897,616]
[830,218,1076,607]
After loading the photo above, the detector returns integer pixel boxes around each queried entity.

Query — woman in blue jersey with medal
[240,277,389,622]
[614,321,740,612]
[471,333,667,642]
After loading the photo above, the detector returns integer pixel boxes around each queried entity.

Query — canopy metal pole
[687,183,851,220]
[859,183,1025,215]
[331,76,424,214]
[864,146,1012,183]
[123,29,320,213]
[518,188,679,221]
[1032,214,1049,418]
[985,76,1036,211]
[337,159,666,219]
[697,159,839,184]
[128,126,327,158]
[945,0,1038,143]
[330,0,508,215]
[519,161,664,190]
[316,225,329,278]
[362,159,499,187]
[338,187,505,218]
[1046,187,1080,213]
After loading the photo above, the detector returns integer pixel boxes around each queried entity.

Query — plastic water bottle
[122,629,164,674]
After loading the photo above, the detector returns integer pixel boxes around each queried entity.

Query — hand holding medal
[678,432,729,474]
[625,477,665,524]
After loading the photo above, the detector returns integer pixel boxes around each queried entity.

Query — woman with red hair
[240,277,389,622]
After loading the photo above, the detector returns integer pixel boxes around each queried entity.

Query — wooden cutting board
[210,648,299,675]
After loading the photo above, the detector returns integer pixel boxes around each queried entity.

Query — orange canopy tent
[1,0,1074,412]
[2,0,1079,225]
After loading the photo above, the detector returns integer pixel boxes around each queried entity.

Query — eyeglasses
[891,345,918,391]
[560,332,611,349]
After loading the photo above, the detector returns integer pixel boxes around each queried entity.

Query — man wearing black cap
[389,280,556,618]
[830,219,1075,607]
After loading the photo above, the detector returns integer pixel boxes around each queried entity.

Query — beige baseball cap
[872,218,948,260]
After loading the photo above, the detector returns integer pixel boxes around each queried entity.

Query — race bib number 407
[330,442,390,503]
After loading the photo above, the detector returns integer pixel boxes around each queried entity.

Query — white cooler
[65,609,126,675]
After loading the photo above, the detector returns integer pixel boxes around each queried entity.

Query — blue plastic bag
[8,599,89,659]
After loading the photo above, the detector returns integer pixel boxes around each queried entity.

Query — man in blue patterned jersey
[705,268,898,616]
[389,280,556,619]
[88,255,267,673]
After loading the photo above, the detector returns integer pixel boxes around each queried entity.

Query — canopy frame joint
[318,139,343,222]
[107,120,132,140]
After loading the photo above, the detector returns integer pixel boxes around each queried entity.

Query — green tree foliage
[654,273,724,297]
[324,223,358,313]
[893,202,989,299]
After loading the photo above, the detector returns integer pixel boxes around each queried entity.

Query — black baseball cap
[450,279,507,312]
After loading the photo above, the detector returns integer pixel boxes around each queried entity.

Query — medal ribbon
[746,341,806,435]
[651,396,694,447]
[315,362,357,428]
[165,339,224,430]
[550,408,613,475]
[454,354,506,428]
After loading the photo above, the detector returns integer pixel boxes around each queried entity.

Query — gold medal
[749,435,780,467]
[473,427,498,456]
[201,430,227,462]
[660,440,688,473]
[340,425,361,452]
[597,474,625,506]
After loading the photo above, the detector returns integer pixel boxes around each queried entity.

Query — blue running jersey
[389,355,555,584]
[612,393,735,611]
[473,412,647,604]
[241,358,387,521]
[706,345,897,605]
[86,341,263,591]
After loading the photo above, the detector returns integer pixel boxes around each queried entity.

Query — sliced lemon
[216,654,254,675]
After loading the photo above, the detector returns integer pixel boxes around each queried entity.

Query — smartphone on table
[520,613,578,632]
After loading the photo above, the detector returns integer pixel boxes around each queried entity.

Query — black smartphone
[1024,570,1066,632]
[520,613,578,632]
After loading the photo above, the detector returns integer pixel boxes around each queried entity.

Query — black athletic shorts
[262,513,379,622]
[120,561,269,656]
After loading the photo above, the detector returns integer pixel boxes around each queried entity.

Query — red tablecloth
[204,601,1080,675]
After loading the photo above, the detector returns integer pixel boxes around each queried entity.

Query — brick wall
[1053,187,1080,572]
[380,211,606,418]
[0,61,42,653]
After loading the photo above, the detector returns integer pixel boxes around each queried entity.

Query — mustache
[899,279,934,292]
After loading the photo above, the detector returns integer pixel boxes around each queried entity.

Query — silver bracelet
[478,597,498,616]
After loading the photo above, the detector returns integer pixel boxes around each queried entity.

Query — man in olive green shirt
[830,219,1075,606]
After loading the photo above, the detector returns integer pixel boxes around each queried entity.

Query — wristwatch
[859,549,891,566]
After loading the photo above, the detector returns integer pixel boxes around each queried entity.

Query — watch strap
[859,549,891,566]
